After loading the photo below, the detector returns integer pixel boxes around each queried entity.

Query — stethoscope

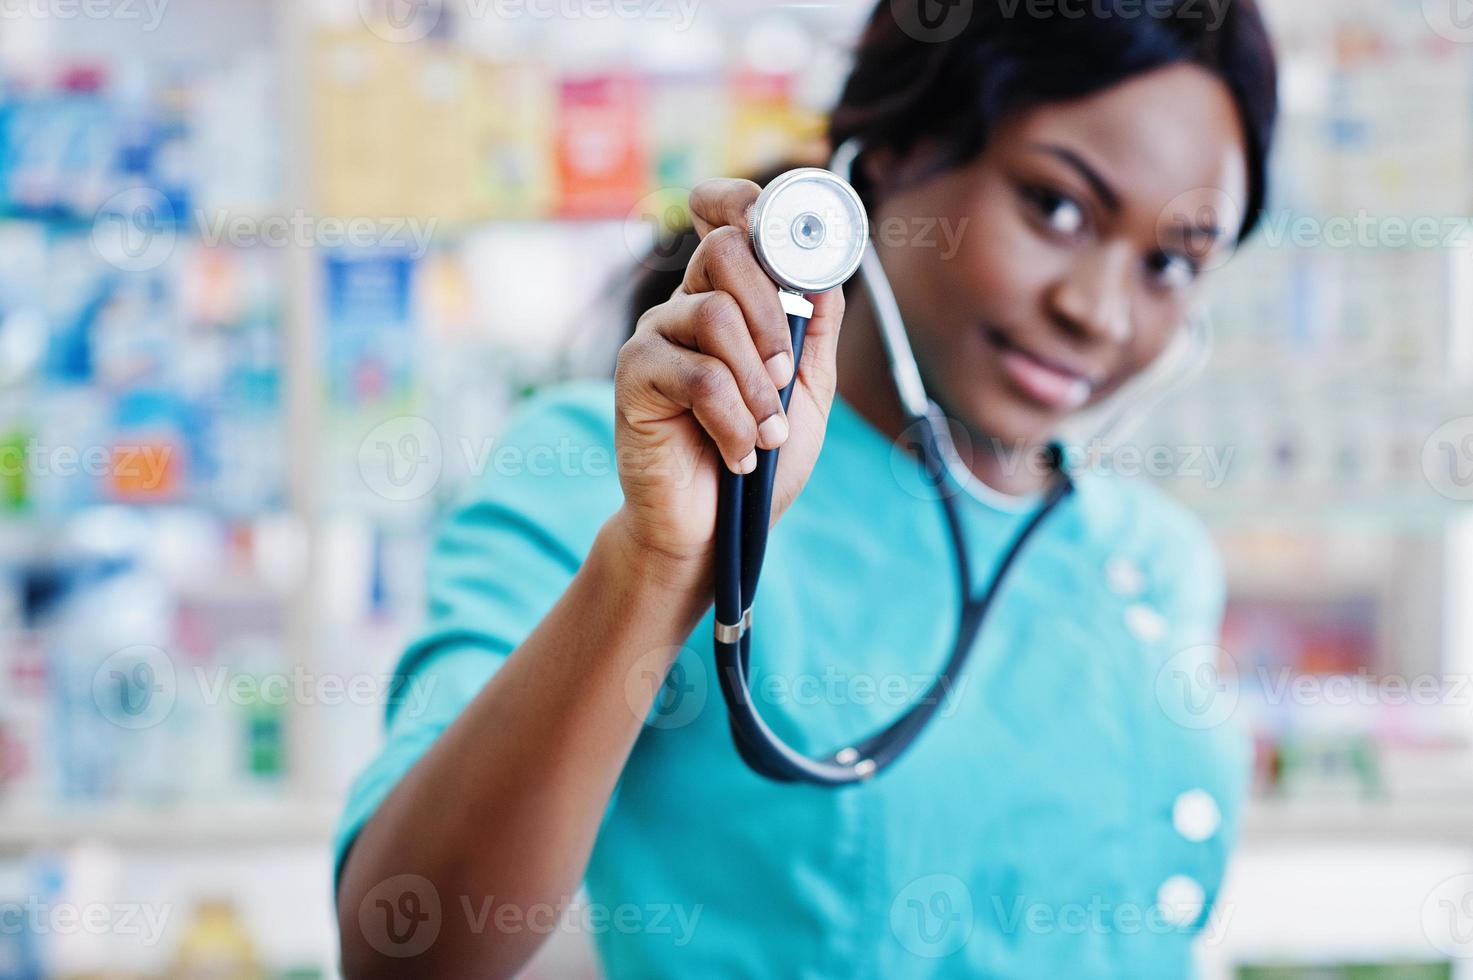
[711,139,1077,786]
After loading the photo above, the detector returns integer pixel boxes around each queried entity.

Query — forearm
[336,508,712,979]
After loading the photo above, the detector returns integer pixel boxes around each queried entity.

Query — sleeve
[331,380,624,894]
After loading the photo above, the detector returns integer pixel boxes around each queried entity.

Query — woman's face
[868,63,1250,448]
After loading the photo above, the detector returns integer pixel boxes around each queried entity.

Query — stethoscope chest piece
[747,168,868,295]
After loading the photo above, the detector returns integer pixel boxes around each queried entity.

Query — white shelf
[10,797,1472,851]
[0,800,338,851]
[1242,797,1473,845]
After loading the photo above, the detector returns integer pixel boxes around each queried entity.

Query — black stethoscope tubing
[712,302,1077,786]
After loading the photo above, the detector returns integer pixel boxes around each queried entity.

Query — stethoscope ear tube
[715,387,1075,786]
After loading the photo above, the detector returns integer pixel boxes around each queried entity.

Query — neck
[834,282,1054,499]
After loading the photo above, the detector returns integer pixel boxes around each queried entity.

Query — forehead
[995,63,1250,224]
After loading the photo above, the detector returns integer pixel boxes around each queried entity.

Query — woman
[335,1,1278,977]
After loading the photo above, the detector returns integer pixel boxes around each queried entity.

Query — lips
[984,328,1096,411]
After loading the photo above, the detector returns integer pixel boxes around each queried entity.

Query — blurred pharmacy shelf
[0,801,337,851]
[0,0,1472,976]
[18,794,1473,854]
[1241,798,1473,846]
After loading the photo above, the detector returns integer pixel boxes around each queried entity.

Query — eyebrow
[1027,143,1121,214]
[1027,141,1231,244]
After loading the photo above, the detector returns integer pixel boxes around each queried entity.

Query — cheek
[941,196,1059,323]
[1106,315,1187,392]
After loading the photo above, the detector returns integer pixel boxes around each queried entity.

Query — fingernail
[765,352,793,388]
[738,450,757,473]
[758,413,788,448]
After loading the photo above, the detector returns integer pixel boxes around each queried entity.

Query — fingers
[689,178,761,240]
[654,291,789,448]
[619,330,764,474]
[681,226,794,390]
[616,174,850,480]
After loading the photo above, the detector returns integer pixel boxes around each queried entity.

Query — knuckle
[688,178,723,209]
[701,225,749,272]
[613,337,638,379]
[613,354,639,410]
[693,290,742,340]
[743,359,781,405]
[719,406,758,449]
[615,330,652,373]
[633,303,663,335]
[686,359,730,403]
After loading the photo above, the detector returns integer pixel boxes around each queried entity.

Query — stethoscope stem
[715,311,808,677]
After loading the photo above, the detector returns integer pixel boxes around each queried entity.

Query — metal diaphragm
[747,167,868,294]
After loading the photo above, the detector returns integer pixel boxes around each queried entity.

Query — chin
[952,375,1065,456]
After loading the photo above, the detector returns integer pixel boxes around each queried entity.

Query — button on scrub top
[333,379,1248,979]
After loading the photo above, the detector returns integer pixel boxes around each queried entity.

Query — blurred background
[0,0,1472,976]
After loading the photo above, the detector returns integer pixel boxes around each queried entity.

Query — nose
[1046,244,1133,344]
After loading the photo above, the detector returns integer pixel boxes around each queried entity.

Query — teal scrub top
[333,378,1247,979]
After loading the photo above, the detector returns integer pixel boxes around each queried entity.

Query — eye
[1146,250,1200,291]
[1022,185,1086,238]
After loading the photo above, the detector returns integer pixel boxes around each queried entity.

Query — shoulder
[439,377,621,567]
[500,377,617,449]
[479,377,620,505]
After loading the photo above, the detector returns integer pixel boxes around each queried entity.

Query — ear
[860,139,944,199]
[860,146,897,192]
